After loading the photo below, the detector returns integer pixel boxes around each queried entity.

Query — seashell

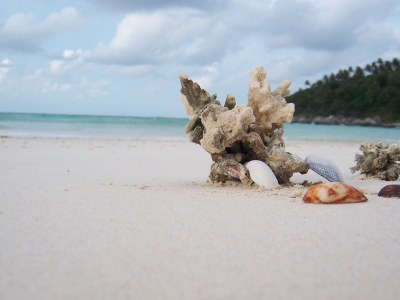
[302,182,367,204]
[378,185,400,198]
[305,154,344,182]
[245,160,279,189]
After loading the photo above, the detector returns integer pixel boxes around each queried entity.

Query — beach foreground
[1,138,400,299]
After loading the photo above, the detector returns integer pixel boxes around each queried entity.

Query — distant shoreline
[1,112,400,143]
[292,115,400,128]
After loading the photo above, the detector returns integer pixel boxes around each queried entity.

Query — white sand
[1,138,400,299]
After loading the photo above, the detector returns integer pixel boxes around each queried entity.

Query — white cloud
[0,7,85,52]
[60,83,72,91]
[42,81,72,92]
[265,0,399,51]
[91,9,211,65]
[87,0,227,12]
[191,62,220,89]
[104,65,155,77]
[0,58,11,82]
[49,49,91,76]
[89,0,400,70]
[91,79,110,89]
[24,69,43,81]
[1,59,11,65]
[0,67,9,82]
[23,49,91,81]
[63,50,76,59]
[88,79,111,97]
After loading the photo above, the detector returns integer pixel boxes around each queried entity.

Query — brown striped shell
[378,185,400,198]
[302,182,368,204]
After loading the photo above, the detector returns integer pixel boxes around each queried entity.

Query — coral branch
[224,94,236,110]
[179,74,218,115]
[248,66,295,134]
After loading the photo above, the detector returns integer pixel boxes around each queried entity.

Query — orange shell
[302,182,368,204]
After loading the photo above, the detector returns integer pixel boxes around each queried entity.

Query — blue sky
[0,0,399,118]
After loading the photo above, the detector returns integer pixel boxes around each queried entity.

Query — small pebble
[290,190,303,198]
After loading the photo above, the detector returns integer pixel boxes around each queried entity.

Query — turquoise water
[0,113,187,140]
[284,123,400,143]
[0,112,399,143]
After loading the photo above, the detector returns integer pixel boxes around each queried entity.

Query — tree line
[287,58,400,122]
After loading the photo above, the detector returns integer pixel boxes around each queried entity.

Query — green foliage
[287,58,400,122]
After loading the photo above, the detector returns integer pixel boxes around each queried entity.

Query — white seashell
[305,154,344,182]
[245,160,279,189]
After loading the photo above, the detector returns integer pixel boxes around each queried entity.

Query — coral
[200,104,255,154]
[248,66,295,135]
[179,74,220,139]
[179,66,309,186]
[224,94,236,110]
[179,74,218,115]
[266,147,309,184]
[209,154,253,186]
[350,142,400,181]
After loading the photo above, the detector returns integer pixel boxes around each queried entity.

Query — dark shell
[378,185,400,198]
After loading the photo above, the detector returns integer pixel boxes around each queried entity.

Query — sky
[0,0,399,118]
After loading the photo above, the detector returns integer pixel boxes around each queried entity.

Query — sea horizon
[1,112,399,143]
[0,111,188,120]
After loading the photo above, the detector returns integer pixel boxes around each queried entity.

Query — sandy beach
[1,137,400,299]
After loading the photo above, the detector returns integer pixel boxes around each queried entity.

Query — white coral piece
[248,65,295,134]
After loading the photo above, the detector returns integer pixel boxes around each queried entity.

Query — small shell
[302,182,367,204]
[378,185,400,198]
[305,154,344,182]
[245,160,279,190]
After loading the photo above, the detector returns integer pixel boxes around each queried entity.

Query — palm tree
[336,70,344,80]
[377,58,385,72]
[354,66,364,78]
[371,62,379,74]
[392,58,400,70]
[343,70,349,80]
[385,61,393,72]
[364,64,372,74]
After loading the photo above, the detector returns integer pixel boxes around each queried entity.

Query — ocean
[0,112,399,143]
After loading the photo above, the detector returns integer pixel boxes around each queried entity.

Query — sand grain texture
[1,138,400,299]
